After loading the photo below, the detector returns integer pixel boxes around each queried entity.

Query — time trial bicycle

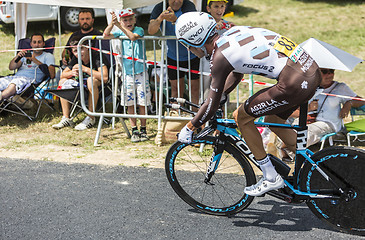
[164,97,365,236]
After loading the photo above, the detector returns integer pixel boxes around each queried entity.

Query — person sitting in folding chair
[304,68,364,145]
[52,35,109,131]
[0,33,55,102]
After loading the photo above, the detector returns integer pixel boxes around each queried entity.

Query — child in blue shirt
[104,8,151,142]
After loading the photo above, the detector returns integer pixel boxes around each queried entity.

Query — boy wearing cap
[206,0,235,35]
[104,9,151,142]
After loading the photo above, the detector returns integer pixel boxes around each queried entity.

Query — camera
[24,51,32,58]
[14,50,32,63]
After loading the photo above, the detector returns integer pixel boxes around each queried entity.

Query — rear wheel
[300,146,365,235]
[165,136,256,216]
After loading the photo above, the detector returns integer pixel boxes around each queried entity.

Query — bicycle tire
[165,136,256,216]
[299,146,365,235]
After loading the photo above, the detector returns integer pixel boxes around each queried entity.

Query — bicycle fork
[204,134,225,184]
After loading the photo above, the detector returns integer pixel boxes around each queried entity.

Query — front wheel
[300,146,365,235]
[165,136,256,216]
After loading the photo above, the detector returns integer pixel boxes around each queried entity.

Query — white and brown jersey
[215,26,288,79]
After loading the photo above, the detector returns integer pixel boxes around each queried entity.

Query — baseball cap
[207,0,228,5]
[119,8,135,18]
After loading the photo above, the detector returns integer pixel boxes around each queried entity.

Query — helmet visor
[179,40,191,49]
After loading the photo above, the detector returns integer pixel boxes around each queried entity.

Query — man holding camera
[0,33,55,101]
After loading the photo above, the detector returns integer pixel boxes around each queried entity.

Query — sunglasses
[321,69,335,74]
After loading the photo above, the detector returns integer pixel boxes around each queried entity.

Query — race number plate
[273,35,304,63]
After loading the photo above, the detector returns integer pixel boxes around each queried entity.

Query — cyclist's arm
[223,71,244,95]
[188,50,234,129]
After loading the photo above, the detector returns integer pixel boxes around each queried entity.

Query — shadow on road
[231,199,335,233]
[187,199,337,233]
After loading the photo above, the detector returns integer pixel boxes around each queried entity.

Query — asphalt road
[0,158,363,240]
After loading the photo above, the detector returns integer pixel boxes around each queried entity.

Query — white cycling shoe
[244,175,285,197]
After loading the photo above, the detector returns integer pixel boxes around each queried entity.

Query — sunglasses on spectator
[321,69,335,74]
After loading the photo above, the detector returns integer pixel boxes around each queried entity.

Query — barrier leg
[94,116,104,146]
[120,117,131,138]
[156,40,166,147]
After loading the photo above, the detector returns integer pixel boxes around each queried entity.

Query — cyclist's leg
[234,105,266,160]
[265,114,297,153]
[234,105,284,196]
[233,85,295,164]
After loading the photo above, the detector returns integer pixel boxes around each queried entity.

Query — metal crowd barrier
[76,35,256,146]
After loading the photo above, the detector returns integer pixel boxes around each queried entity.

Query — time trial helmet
[175,12,217,48]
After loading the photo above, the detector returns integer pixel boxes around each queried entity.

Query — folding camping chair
[0,37,58,121]
[47,74,114,121]
[345,105,365,146]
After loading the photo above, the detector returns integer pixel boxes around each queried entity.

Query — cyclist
[175,12,322,196]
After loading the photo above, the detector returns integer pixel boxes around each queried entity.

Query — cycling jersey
[218,26,288,79]
[191,26,321,128]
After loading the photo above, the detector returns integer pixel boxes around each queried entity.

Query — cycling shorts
[244,58,322,120]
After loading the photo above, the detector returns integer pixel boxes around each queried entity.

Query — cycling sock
[132,126,138,133]
[257,155,277,182]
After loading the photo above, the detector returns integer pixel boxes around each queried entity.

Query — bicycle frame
[195,103,344,202]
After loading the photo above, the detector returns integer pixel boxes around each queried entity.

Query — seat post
[298,102,308,130]
[293,102,309,189]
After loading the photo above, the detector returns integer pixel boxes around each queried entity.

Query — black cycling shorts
[167,57,200,81]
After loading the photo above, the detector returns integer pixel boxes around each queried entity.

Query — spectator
[52,35,109,131]
[296,68,365,147]
[103,9,151,142]
[206,0,235,35]
[148,0,200,107]
[61,8,103,67]
[0,33,55,102]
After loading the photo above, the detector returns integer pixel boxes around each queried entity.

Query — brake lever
[164,103,197,115]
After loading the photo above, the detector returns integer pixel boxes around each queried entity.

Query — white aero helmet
[175,12,217,48]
